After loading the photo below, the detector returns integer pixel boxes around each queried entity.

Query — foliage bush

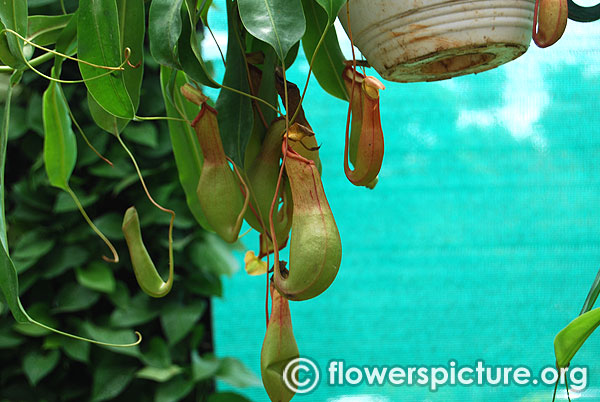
[0,11,256,402]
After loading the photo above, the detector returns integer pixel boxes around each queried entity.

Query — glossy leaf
[88,92,129,134]
[302,0,348,100]
[42,80,77,190]
[315,0,347,23]
[78,0,134,119]
[215,1,254,167]
[0,0,27,66]
[117,0,145,111]
[0,20,21,67]
[148,0,183,68]
[27,14,72,46]
[555,307,600,368]
[178,3,219,88]
[159,66,212,229]
[237,0,305,62]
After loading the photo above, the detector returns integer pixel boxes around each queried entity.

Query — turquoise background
[207,8,600,402]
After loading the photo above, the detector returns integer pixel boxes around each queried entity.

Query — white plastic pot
[338,0,535,82]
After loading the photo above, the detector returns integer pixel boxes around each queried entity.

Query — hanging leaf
[0,0,27,66]
[215,1,254,167]
[87,92,129,135]
[148,0,184,68]
[554,307,600,368]
[42,79,77,190]
[301,0,348,100]
[27,14,72,46]
[78,0,134,119]
[117,0,145,111]
[315,0,347,23]
[580,267,600,315]
[159,66,212,230]
[237,0,306,62]
[178,3,219,88]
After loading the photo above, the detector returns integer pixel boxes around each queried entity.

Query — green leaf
[109,293,159,327]
[22,349,60,386]
[208,392,252,402]
[123,122,158,148]
[215,1,254,167]
[78,0,134,119]
[141,336,171,368]
[43,80,77,190]
[11,230,55,273]
[237,0,305,62]
[117,0,145,111]
[177,3,219,88]
[191,350,220,382]
[94,212,125,239]
[148,0,184,68]
[27,14,72,46]
[58,335,91,363]
[580,267,600,314]
[160,300,206,345]
[79,321,141,357]
[188,234,239,277]
[136,365,183,382]
[315,0,346,23]
[53,282,100,313]
[0,326,24,348]
[216,357,261,388]
[555,307,600,368]
[159,66,212,230]
[87,92,130,135]
[42,246,89,279]
[0,0,27,67]
[53,190,99,213]
[75,261,116,293]
[301,0,348,100]
[0,20,22,67]
[155,375,195,402]
[91,354,137,402]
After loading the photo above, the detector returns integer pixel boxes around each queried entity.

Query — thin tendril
[33,320,142,347]
[266,250,270,328]
[116,134,176,223]
[220,83,280,114]
[134,115,187,123]
[565,373,571,402]
[60,0,67,14]
[344,1,358,174]
[238,227,252,239]
[269,63,290,280]
[21,55,127,84]
[552,375,558,402]
[65,186,119,263]
[227,157,251,233]
[66,104,113,166]
[290,22,334,124]
[2,29,125,71]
